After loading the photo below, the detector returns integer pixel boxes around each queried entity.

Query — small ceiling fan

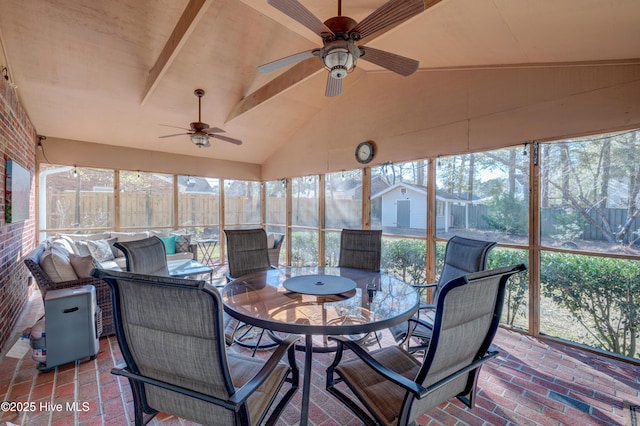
[258,0,424,97]
[159,89,242,148]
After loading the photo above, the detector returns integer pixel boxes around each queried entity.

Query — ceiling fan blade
[203,127,225,134]
[359,46,419,76]
[351,0,424,40]
[159,132,192,138]
[325,74,342,97]
[211,134,243,145]
[160,124,191,131]
[258,49,318,74]
[268,0,333,37]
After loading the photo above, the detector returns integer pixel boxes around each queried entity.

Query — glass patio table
[221,266,419,426]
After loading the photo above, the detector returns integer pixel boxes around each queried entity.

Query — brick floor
[1,290,638,425]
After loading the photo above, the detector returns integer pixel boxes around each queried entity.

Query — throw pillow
[159,235,177,254]
[49,235,77,254]
[86,239,116,262]
[69,253,96,278]
[267,233,275,249]
[75,240,92,257]
[40,246,78,282]
[106,237,119,258]
[172,233,191,253]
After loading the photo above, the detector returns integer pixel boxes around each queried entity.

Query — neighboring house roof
[371,182,472,203]
[177,176,216,193]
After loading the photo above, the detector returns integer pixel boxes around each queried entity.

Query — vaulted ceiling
[1,0,639,164]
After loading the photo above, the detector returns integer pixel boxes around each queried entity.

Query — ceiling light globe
[324,48,353,79]
[190,133,209,147]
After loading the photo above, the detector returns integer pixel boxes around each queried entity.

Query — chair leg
[251,328,267,357]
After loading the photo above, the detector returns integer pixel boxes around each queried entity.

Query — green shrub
[541,252,639,358]
[488,248,529,327]
[381,239,426,284]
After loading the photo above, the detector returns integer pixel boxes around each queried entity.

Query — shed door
[397,200,410,227]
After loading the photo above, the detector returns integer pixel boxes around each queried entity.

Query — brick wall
[0,75,37,351]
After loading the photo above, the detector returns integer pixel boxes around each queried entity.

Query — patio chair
[335,229,384,346]
[225,228,279,353]
[338,229,382,272]
[389,236,496,347]
[114,236,169,276]
[326,264,526,426]
[91,268,300,426]
[225,229,274,281]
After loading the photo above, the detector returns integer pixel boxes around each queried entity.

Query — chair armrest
[229,334,300,404]
[410,282,437,293]
[187,243,198,259]
[406,317,434,339]
[46,276,107,293]
[111,335,300,410]
[327,335,425,397]
[112,365,237,410]
[418,351,499,399]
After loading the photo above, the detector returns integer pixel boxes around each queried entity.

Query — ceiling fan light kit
[190,133,210,148]
[322,41,360,79]
[259,0,424,97]
[159,89,242,148]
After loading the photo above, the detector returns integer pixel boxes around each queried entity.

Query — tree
[543,131,640,246]
[483,189,528,235]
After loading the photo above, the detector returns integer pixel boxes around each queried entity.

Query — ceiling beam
[228,0,444,121]
[227,57,323,121]
[140,0,216,106]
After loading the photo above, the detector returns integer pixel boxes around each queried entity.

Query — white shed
[371,183,473,232]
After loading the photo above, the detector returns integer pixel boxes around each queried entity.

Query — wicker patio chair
[326,264,526,426]
[338,229,382,272]
[92,268,300,426]
[24,243,114,337]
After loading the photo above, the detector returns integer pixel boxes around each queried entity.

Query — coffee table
[167,259,213,282]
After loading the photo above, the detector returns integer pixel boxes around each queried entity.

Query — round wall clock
[355,141,375,164]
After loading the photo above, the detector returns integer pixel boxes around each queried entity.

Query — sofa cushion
[49,235,78,255]
[75,240,92,256]
[69,253,97,278]
[158,235,177,254]
[63,232,111,242]
[150,230,171,238]
[40,245,78,282]
[87,239,116,262]
[101,258,124,270]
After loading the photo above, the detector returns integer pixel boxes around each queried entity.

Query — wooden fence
[52,191,638,243]
[451,204,640,243]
